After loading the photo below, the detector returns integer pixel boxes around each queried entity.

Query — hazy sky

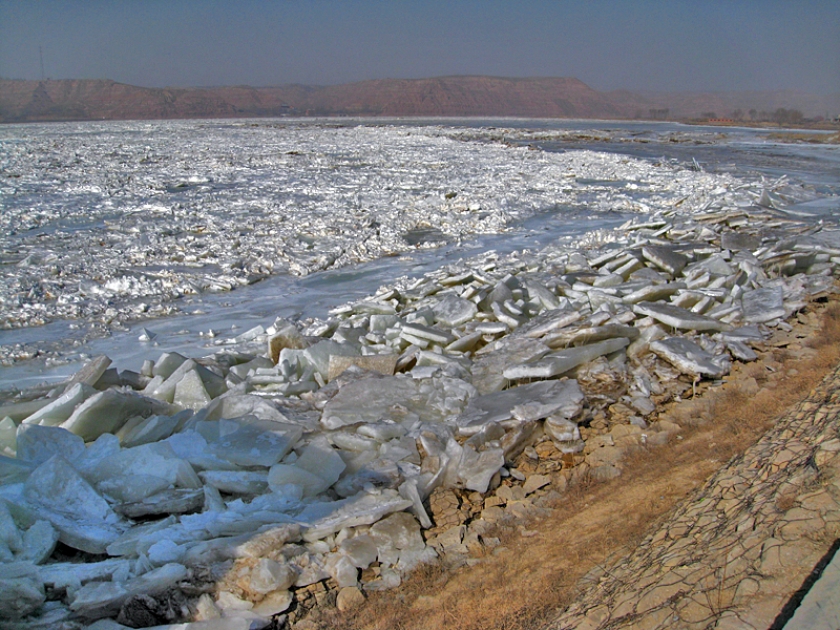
[1,0,838,94]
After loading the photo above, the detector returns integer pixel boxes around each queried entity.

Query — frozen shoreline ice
[0,121,773,362]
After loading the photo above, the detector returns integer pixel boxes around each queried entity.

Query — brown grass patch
[305,298,840,630]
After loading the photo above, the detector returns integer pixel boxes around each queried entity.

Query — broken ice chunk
[19,520,59,564]
[62,355,112,392]
[268,439,345,497]
[369,512,426,568]
[0,562,45,620]
[69,562,188,619]
[633,301,732,332]
[724,339,758,361]
[622,282,686,304]
[545,415,581,443]
[721,232,760,251]
[148,360,227,405]
[471,337,551,394]
[0,454,35,483]
[90,442,200,505]
[152,352,189,379]
[456,380,584,435]
[115,488,205,518]
[299,489,413,542]
[200,470,269,495]
[60,390,173,441]
[321,375,419,429]
[22,455,122,553]
[118,409,191,447]
[340,534,379,569]
[211,418,302,467]
[300,340,360,381]
[400,322,456,347]
[295,438,346,484]
[0,500,23,555]
[20,382,95,427]
[0,416,15,456]
[650,337,731,378]
[15,424,86,466]
[24,455,114,523]
[504,338,629,380]
[432,294,478,328]
[741,286,786,323]
[327,354,399,381]
[641,246,688,276]
[456,444,505,493]
[545,323,639,348]
[173,368,213,410]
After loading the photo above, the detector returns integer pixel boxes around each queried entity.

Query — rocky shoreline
[1,193,840,629]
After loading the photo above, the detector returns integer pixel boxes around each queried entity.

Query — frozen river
[1,119,838,391]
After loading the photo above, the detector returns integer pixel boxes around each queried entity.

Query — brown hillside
[1,76,838,123]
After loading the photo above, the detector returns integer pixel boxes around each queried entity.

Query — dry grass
[306,298,840,630]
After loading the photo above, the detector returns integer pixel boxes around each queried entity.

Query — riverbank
[308,293,840,630]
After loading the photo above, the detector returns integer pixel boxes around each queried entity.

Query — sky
[1,0,838,94]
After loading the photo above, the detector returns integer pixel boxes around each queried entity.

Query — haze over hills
[1,75,838,123]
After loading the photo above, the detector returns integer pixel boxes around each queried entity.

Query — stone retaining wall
[546,362,840,630]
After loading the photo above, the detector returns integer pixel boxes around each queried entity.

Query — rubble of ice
[0,120,839,628]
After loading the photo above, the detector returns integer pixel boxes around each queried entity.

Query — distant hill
[1,76,838,123]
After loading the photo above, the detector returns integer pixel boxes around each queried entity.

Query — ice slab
[119,410,191,448]
[641,246,688,276]
[90,442,199,504]
[327,354,398,381]
[456,444,505,493]
[633,301,732,332]
[60,390,173,442]
[650,337,731,378]
[0,416,18,456]
[432,294,478,328]
[39,558,131,591]
[0,562,45,620]
[369,512,426,568]
[211,419,302,468]
[70,562,188,619]
[173,368,213,410]
[63,355,112,391]
[299,490,413,542]
[115,488,205,518]
[199,471,269,495]
[471,337,551,394]
[456,379,584,435]
[15,424,86,466]
[20,382,95,427]
[545,323,639,348]
[504,337,629,380]
[0,454,36,484]
[622,282,686,304]
[741,286,786,323]
[340,534,379,569]
[301,340,360,380]
[149,360,227,405]
[321,375,419,429]
[22,456,122,553]
[267,464,331,498]
[19,520,60,564]
[0,500,23,555]
[292,438,346,491]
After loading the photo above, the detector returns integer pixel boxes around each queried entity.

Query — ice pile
[2,121,755,341]
[1,187,840,626]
